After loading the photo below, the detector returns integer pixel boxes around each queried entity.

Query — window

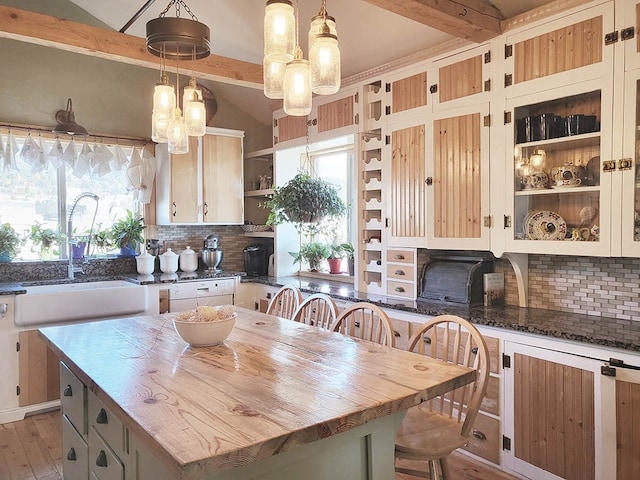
[0,131,144,260]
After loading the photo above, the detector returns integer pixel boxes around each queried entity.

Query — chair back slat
[291,293,338,329]
[331,302,395,347]
[266,285,303,319]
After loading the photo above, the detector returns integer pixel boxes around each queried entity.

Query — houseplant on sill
[327,243,346,274]
[29,222,64,260]
[340,242,355,276]
[289,241,330,272]
[264,172,347,230]
[69,228,90,259]
[110,210,145,256]
[0,223,23,262]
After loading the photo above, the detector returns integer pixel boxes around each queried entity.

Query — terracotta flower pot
[327,257,342,274]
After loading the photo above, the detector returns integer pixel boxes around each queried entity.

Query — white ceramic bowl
[173,313,237,347]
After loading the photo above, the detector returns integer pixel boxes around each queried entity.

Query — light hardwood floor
[0,409,520,480]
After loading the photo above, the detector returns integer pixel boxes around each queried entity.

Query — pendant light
[182,48,206,137]
[264,0,295,63]
[146,0,210,144]
[152,49,175,143]
[283,0,312,116]
[309,1,340,95]
[167,55,189,154]
[264,56,286,99]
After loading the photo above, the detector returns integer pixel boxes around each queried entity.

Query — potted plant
[69,227,90,259]
[289,241,330,272]
[91,225,113,255]
[327,243,345,274]
[264,172,347,228]
[0,223,22,262]
[340,242,355,276]
[29,222,64,259]
[110,210,145,256]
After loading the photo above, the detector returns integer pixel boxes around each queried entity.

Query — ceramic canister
[179,246,198,272]
[159,248,179,273]
[135,251,155,275]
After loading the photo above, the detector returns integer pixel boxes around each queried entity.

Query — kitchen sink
[14,280,148,326]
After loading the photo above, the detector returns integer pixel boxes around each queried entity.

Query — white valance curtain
[0,128,157,204]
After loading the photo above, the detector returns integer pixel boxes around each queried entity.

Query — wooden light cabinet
[156,127,244,225]
[18,330,59,406]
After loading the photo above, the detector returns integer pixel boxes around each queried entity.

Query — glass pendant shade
[167,109,189,154]
[310,32,341,95]
[308,14,336,51]
[153,82,176,118]
[183,83,206,136]
[283,58,312,116]
[263,57,285,99]
[264,0,295,62]
[152,111,172,143]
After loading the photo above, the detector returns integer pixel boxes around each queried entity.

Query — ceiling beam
[362,0,503,43]
[0,5,263,89]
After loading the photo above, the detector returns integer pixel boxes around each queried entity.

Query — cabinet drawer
[386,264,415,280]
[388,316,412,351]
[60,362,86,436]
[62,414,89,480]
[89,431,124,480]
[462,411,500,464]
[386,249,415,264]
[386,280,415,299]
[89,393,125,456]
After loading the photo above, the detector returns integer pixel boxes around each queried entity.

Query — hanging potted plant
[289,241,330,272]
[29,222,64,260]
[0,223,23,262]
[264,172,347,227]
[110,210,145,256]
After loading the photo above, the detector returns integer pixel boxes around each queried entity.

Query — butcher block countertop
[39,308,475,480]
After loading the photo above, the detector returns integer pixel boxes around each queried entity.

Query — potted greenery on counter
[0,223,22,262]
[110,210,145,256]
[29,222,64,259]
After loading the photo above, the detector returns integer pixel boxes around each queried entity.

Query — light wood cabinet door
[202,134,244,224]
[389,71,428,115]
[18,330,59,406]
[316,94,355,134]
[169,136,199,223]
[274,113,307,145]
[503,342,607,480]
[614,367,640,480]
[427,104,490,250]
[386,121,427,247]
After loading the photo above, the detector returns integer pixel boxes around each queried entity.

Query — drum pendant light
[146,0,209,145]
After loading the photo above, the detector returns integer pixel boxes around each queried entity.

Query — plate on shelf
[525,211,567,241]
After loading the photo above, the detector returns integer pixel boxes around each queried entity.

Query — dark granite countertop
[243,275,640,354]
[2,273,638,354]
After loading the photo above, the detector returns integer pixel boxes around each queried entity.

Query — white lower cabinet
[500,337,640,480]
[62,414,89,480]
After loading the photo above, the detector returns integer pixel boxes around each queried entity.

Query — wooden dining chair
[394,315,490,480]
[331,302,395,347]
[291,293,339,329]
[265,285,303,319]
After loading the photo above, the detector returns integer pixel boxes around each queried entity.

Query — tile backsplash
[502,255,640,322]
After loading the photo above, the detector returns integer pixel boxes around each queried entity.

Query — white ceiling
[67,0,555,125]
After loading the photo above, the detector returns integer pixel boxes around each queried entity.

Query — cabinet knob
[472,346,478,355]
[472,429,487,441]
[96,408,108,424]
[63,385,73,397]
[96,450,108,468]
[66,447,77,461]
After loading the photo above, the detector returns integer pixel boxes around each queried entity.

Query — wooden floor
[0,409,520,480]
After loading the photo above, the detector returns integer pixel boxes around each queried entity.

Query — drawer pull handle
[394,270,405,276]
[395,287,405,292]
[66,447,77,461]
[394,330,400,337]
[63,385,73,397]
[96,408,108,424]
[96,450,108,468]
[394,254,405,260]
[422,336,432,344]
[472,429,487,441]
[472,346,478,355]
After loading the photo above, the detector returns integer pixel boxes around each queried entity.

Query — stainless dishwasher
[168,278,235,312]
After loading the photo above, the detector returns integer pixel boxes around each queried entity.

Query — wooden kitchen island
[39,308,475,480]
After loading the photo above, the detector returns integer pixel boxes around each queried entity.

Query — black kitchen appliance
[243,244,268,276]
[419,255,494,306]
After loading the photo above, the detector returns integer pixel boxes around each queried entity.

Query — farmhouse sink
[14,280,148,326]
